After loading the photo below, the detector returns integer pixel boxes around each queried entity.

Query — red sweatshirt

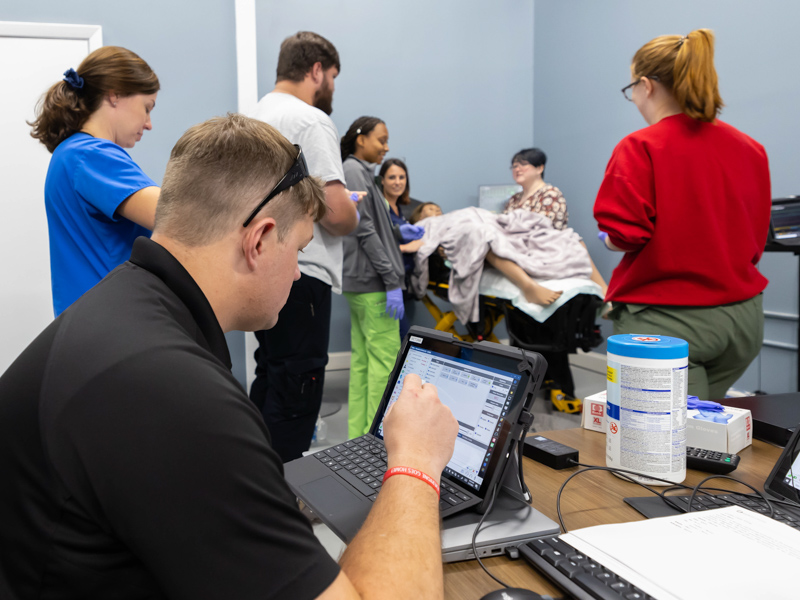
[594,113,771,306]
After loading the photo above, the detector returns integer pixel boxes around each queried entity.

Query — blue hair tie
[63,68,84,90]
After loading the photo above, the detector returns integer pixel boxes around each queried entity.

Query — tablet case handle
[475,349,546,512]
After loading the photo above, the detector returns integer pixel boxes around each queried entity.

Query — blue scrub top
[45,133,156,316]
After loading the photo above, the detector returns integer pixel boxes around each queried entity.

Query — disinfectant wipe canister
[606,334,689,485]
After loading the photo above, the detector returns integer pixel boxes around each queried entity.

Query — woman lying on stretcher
[408,202,607,307]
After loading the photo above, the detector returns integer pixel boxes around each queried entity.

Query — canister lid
[607,334,688,359]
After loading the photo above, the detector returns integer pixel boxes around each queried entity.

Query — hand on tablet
[383,374,458,478]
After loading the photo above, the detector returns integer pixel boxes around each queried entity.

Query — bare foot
[522,281,563,305]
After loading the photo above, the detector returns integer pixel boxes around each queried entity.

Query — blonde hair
[632,28,723,122]
[29,46,159,153]
[155,114,326,246]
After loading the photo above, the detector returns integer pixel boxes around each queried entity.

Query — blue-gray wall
[8,1,799,392]
[3,0,248,384]
[255,0,534,352]
[533,0,800,393]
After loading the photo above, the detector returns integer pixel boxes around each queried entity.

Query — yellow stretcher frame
[419,280,584,414]
[420,282,504,344]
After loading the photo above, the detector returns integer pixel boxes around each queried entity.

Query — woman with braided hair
[29,46,160,315]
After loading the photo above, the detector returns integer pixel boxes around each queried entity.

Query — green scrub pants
[344,291,400,438]
[609,294,763,400]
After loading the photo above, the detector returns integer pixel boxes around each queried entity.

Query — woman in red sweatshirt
[594,29,771,400]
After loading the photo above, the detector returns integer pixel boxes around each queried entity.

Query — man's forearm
[338,475,443,600]
[321,182,359,236]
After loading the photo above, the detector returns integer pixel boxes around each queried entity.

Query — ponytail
[631,28,723,123]
[672,29,723,122]
[29,46,159,153]
[340,116,384,161]
[29,80,95,153]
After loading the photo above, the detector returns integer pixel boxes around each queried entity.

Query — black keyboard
[665,494,800,530]
[312,436,476,513]
[520,536,655,600]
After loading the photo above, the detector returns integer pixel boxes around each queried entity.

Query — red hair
[632,29,723,122]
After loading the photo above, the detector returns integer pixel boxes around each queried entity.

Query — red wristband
[383,466,440,497]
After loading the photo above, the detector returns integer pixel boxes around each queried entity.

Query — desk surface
[443,428,783,599]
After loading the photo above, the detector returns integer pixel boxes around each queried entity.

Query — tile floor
[306,360,608,559]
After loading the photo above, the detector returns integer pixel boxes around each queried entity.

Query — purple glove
[385,288,405,320]
[349,193,361,223]
[399,224,424,243]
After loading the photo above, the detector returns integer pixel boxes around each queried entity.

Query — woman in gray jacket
[341,116,409,438]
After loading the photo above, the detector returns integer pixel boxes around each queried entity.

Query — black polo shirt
[0,237,340,599]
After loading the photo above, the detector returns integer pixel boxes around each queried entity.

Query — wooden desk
[443,428,783,599]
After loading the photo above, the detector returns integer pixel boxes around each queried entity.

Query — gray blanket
[411,207,592,323]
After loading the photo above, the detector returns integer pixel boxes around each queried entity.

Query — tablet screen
[374,335,529,496]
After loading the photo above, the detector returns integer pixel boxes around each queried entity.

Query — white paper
[561,506,800,600]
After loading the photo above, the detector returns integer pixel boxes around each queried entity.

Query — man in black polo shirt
[0,114,459,599]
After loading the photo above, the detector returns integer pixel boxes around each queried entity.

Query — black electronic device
[626,417,800,524]
[285,326,548,543]
[523,435,579,470]
[723,393,800,446]
[768,196,800,246]
[520,536,654,600]
[686,446,740,474]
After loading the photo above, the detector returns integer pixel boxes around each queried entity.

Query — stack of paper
[562,506,800,600]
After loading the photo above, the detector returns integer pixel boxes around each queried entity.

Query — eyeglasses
[621,75,660,101]
[510,162,531,171]
[242,144,309,227]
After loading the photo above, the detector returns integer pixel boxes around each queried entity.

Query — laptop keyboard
[520,536,655,600]
[665,494,800,530]
[313,435,475,512]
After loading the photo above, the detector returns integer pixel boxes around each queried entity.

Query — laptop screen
[375,342,524,493]
[766,422,800,503]
[771,198,800,240]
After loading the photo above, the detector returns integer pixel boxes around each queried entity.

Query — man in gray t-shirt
[249,32,359,462]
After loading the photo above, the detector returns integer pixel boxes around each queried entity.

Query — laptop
[625,417,800,527]
[478,184,522,214]
[285,326,547,543]
[768,196,800,247]
[440,490,559,563]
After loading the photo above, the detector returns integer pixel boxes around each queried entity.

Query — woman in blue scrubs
[29,46,160,315]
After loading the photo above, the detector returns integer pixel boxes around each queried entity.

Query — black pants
[250,274,331,462]
[540,350,575,398]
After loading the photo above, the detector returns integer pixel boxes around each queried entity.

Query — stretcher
[420,254,604,412]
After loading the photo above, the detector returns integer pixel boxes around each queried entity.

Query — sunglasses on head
[242,144,309,227]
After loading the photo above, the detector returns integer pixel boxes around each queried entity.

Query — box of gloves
[686,400,753,454]
[581,390,607,433]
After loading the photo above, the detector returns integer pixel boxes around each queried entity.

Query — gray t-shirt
[250,92,346,293]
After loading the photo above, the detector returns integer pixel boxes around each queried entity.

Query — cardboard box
[686,405,753,454]
[581,390,607,433]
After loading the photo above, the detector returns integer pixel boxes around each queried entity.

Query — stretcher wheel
[549,388,582,414]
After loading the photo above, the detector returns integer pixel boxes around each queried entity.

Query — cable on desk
[556,462,676,533]
[558,460,783,533]
[470,433,534,586]
[685,475,774,518]
[470,470,509,588]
